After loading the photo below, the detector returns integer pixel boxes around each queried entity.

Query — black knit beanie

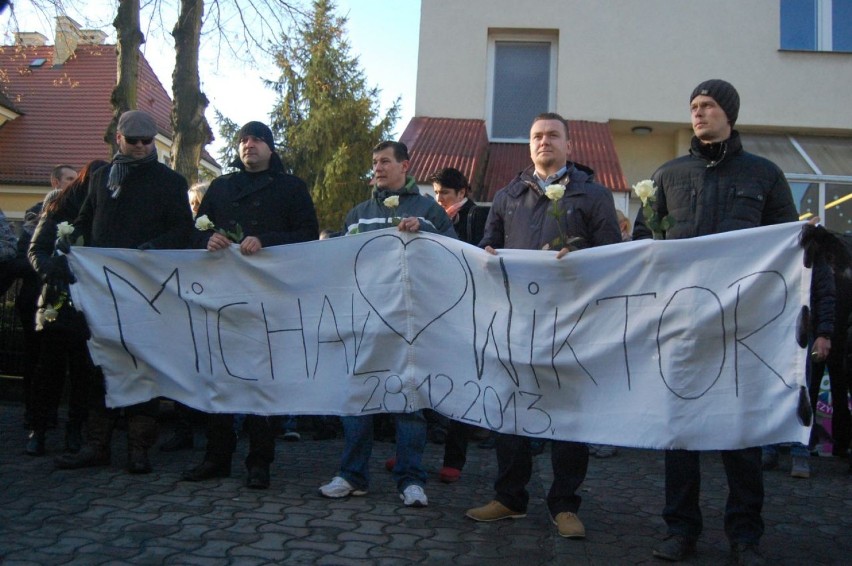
[690,79,740,125]
[237,121,275,151]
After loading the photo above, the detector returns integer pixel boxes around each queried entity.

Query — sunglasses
[124,136,153,145]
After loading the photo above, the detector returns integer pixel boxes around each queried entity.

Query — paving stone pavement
[1,400,850,565]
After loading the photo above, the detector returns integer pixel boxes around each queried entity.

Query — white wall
[417,0,852,132]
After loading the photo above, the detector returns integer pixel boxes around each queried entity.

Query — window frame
[780,0,852,53]
[485,31,558,142]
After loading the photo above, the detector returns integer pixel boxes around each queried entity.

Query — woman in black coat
[25,159,107,455]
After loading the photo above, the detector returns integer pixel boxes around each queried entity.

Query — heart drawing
[354,234,468,345]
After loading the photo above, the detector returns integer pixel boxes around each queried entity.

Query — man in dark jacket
[466,112,621,539]
[634,80,799,565]
[55,110,193,474]
[181,121,318,489]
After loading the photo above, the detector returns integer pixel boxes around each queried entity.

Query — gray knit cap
[690,79,740,125]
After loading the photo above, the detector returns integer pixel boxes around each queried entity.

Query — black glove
[54,235,71,255]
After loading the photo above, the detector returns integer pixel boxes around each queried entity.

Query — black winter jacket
[74,159,192,250]
[633,131,798,240]
[29,182,89,281]
[193,160,318,248]
[481,162,621,250]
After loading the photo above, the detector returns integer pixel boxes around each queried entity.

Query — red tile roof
[400,117,489,188]
[401,117,628,202]
[0,43,176,185]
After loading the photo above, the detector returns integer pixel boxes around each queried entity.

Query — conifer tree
[268,0,399,231]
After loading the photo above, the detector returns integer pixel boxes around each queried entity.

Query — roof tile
[0,43,176,185]
[401,117,628,202]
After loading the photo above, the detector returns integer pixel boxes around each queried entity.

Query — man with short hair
[54,109,192,474]
[319,140,456,508]
[466,112,621,539]
[634,80,798,565]
[50,164,77,192]
[181,121,318,489]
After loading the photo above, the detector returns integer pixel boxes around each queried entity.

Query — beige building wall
[417,0,852,219]
[417,0,851,132]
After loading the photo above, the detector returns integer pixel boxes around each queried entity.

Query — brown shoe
[552,511,585,539]
[465,500,526,522]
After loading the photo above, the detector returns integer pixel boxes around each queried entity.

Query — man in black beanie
[181,120,318,489]
[634,80,798,565]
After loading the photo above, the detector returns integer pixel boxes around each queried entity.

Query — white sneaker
[318,476,367,498]
[791,456,811,479]
[400,484,428,507]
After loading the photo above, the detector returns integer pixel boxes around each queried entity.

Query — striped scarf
[107,148,158,199]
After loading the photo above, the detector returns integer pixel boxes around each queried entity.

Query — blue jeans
[663,448,764,544]
[763,443,810,459]
[339,411,427,492]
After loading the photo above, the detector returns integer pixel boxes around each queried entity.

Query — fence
[0,279,25,378]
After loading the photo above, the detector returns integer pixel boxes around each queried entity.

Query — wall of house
[0,187,50,221]
[417,0,852,133]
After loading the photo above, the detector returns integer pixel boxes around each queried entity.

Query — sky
[0,0,421,157]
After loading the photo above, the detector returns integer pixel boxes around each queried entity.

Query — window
[781,0,852,52]
[486,33,557,140]
[741,133,852,234]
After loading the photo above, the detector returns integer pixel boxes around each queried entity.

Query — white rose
[544,184,565,201]
[632,179,657,206]
[56,221,74,238]
[383,195,400,209]
[43,306,59,323]
[195,214,215,231]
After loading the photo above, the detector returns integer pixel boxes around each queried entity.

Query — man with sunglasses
[54,109,192,474]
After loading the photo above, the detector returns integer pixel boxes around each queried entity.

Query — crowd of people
[1,78,851,566]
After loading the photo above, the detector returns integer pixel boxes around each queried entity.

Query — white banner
[66,222,812,450]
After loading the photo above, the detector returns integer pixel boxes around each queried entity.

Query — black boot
[54,412,113,469]
[25,429,46,456]
[65,420,83,453]
[127,414,158,474]
[181,459,232,481]
[160,428,193,452]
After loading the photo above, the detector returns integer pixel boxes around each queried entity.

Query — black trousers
[204,414,278,469]
[494,433,589,516]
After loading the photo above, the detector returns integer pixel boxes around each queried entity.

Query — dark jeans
[443,419,471,469]
[30,330,91,429]
[663,448,764,544]
[205,414,278,469]
[494,433,589,516]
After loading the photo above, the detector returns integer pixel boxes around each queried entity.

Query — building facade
[407,0,852,233]
[0,16,219,220]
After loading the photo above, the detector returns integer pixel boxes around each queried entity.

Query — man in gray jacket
[319,141,455,508]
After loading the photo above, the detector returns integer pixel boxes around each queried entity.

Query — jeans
[763,443,810,459]
[339,411,427,492]
[494,434,589,516]
[663,448,764,544]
